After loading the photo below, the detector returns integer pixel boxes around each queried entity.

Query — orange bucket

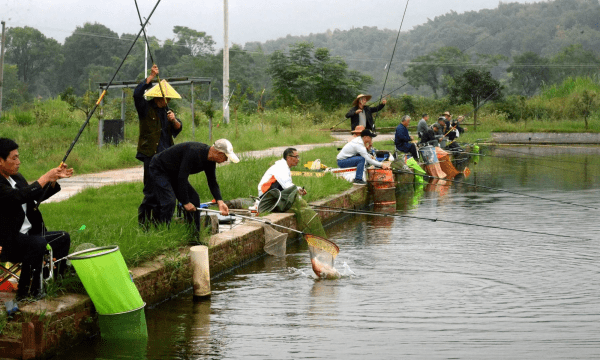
[367,168,394,189]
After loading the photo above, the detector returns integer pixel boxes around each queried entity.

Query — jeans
[337,156,366,180]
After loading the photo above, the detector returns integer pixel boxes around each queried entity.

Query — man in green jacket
[134,64,182,227]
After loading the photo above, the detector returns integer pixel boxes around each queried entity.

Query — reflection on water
[61,146,600,359]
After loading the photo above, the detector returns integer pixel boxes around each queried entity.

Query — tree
[570,90,598,130]
[507,52,551,96]
[449,69,503,130]
[60,86,100,120]
[5,26,62,91]
[172,26,216,56]
[550,44,600,84]
[59,23,123,93]
[268,42,371,109]
[403,47,470,98]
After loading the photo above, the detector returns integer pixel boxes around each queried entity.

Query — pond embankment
[1,185,369,359]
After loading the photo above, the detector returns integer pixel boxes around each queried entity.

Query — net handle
[199,208,304,235]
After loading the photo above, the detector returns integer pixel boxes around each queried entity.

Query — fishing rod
[330,0,410,132]
[371,0,411,134]
[391,167,599,210]
[61,0,162,164]
[35,0,163,209]
[134,0,170,111]
[310,205,591,241]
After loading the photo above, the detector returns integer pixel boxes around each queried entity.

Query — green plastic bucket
[67,246,144,315]
[98,303,148,340]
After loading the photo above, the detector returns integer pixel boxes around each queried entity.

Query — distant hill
[244,0,600,97]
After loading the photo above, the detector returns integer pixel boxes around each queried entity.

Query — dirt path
[46,134,395,203]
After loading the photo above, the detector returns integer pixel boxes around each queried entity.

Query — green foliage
[59,86,101,120]
[268,42,371,110]
[507,52,551,96]
[449,69,503,125]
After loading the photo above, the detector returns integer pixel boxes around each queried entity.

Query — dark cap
[438,117,446,122]
[360,129,377,138]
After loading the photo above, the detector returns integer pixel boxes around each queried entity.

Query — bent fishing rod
[134,0,170,110]
[371,0,411,134]
[329,0,410,132]
[310,205,591,241]
[35,0,163,209]
[390,167,598,210]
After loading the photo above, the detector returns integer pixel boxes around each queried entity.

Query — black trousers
[151,169,201,231]
[138,156,158,225]
[397,143,419,160]
[6,231,71,297]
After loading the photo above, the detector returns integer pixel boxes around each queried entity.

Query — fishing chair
[0,244,55,292]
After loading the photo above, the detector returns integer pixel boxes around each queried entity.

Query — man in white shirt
[336,129,390,185]
[258,148,307,197]
[0,138,73,300]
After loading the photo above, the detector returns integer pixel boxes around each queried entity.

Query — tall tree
[403,46,470,98]
[507,52,551,96]
[449,69,503,130]
[5,26,62,91]
[551,44,600,84]
[172,26,216,56]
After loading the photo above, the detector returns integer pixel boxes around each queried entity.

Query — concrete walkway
[46,134,395,203]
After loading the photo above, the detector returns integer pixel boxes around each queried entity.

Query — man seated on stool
[0,138,72,301]
[337,129,390,185]
[258,148,307,198]
[394,115,420,160]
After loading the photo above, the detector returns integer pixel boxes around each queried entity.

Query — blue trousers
[337,156,366,180]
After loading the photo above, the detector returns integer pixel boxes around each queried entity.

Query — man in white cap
[149,140,239,231]
[134,64,183,227]
[345,94,387,132]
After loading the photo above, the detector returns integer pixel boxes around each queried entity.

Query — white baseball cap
[213,139,240,163]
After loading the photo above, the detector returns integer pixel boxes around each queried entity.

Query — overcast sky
[3,0,544,49]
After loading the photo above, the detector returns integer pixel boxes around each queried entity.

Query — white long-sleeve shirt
[336,136,383,168]
[258,159,296,196]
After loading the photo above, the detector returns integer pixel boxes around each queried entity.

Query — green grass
[39,145,352,267]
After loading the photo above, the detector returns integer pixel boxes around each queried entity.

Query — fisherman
[0,138,72,301]
[350,125,366,140]
[448,115,467,141]
[432,120,447,145]
[420,122,442,147]
[149,140,238,231]
[417,113,429,139]
[337,129,390,185]
[440,111,452,132]
[345,94,387,132]
[258,148,308,198]
[134,64,183,228]
[394,115,420,160]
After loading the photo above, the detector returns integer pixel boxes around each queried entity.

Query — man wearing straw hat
[134,65,183,227]
[149,140,239,231]
[0,138,72,301]
[345,94,387,132]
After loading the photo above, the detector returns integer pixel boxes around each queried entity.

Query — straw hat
[352,94,372,107]
[441,111,451,117]
[144,79,182,99]
[351,125,366,134]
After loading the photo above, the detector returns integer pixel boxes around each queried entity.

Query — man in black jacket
[0,138,72,300]
[149,139,239,231]
[345,94,387,132]
[134,64,183,227]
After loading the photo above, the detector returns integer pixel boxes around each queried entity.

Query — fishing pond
[63,145,600,359]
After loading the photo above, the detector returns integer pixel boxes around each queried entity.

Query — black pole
[134,0,170,109]
[61,0,163,164]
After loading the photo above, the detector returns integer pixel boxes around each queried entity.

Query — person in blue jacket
[394,115,419,160]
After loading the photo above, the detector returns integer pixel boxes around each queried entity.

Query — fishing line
[493,147,600,167]
[330,0,410,132]
[391,168,599,210]
[310,205,591,241]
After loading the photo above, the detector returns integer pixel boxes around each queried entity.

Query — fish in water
[311,258,340,279]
